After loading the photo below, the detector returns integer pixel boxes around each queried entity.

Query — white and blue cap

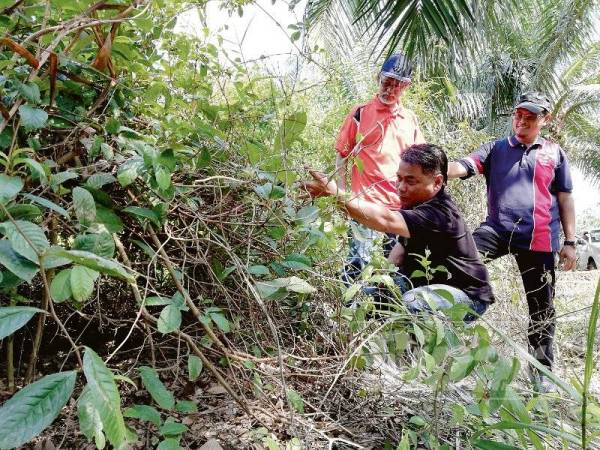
[380,53,412,82]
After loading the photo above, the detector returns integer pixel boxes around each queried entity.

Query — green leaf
[95,205,124,234]
[86,173,117,190]
[50,269,72,303]
[50,171,78,191]
[409,415,427,427]
[155,165,171,190]
[123,404,162,427]
[0,204,42,221]
[17,82,41,103]
[175,400,198,413]
[159,420,188,437]
[157,438,182,450]
[73,233,115,258]
[23,194,69,217]
[0,371,76,449]
[209,311,231,333]
[18,105,48,130]
[138,366,175,410]
[78,386,106,449]
[70,265,99,302]
[0,220,49,264]
[82,347,128,449]
[22,158,47,183]
[187,355,203,382]
[0,240,39,282]
[450,353,476,381]
[0,174,24,204]
[473,440,521,450]
[286,389,304,413]
[73,187,96,225]
[281,253,312,271]
[105,118,121,134]
[0,306,43,339]
[294,205,319,225]
[248,265,270,277]
[122,206,161,228]
[254,182,286,200]
[45,248,135,282]
[145,296,172,306]
[274,111,307,152]
[157,304,182,334]
[117,157,143,187]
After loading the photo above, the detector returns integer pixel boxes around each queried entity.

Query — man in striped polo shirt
[448,92,577,392]
[335,53,424,284]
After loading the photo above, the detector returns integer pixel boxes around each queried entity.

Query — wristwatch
[563,240,576,247]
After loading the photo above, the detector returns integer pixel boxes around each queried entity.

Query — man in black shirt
[303,144,494,319]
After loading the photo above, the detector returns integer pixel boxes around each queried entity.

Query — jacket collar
[374,96,405,118]
[508,135,545,149]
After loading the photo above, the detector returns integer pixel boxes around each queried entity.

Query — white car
[576,229,600,270]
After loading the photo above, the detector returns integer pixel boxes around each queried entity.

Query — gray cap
[515,92,551,114]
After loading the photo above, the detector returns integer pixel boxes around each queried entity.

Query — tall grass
[582,275,600,449]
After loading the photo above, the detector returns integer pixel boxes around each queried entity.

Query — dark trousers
[473,226,556,368]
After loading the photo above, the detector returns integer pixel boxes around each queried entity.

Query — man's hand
[559,245,577,271]
[300,170,339,199]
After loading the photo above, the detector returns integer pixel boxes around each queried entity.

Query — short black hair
[401,144,448,184]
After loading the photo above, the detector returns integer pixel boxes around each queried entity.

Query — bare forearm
[558,192,575,240]
[334,193,410,237]
[448,161,468,179]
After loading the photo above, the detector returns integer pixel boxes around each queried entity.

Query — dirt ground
[12,268,600,450]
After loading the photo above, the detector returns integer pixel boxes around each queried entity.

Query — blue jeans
[363,278,488,323]
[342,221,398,285]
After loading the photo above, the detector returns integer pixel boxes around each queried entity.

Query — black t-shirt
[399,189,495,304]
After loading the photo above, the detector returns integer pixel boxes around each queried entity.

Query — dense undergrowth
[0,1,599,449]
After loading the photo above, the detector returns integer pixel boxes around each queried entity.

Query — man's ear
[434,173,444,191]
[542,113,553,125]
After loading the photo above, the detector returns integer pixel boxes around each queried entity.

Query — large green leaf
[0,204,41,222]
[117,157,144,187]
[0,175,24,205]
[72,187,96,225]
[16,82,41,103]
[45,248,135,282]
[82,347,128,449]
[0,371,76,449]
[0,220,49,264]
[73,233,115,258]
[70,265,99,302]
[50,269,73,303]
[50,171,78,192]
[0,240,39,282]
[23,194,69,217]
[157,304,182,334]
[78,386,106,449]
[187,355,203,382]
[0,306,43,340]
[122,206,161,228]
[86,173,117,190]
[138,366,175,410]
[18,105,48,130]
[95,205,124,234]
[123,404,162,427]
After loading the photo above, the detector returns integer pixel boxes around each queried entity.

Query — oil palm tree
[304,0,600,177]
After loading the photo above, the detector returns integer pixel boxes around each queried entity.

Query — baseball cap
[515,92,551,114]
[380,53,412,82]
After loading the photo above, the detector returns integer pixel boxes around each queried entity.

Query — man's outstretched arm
[447,161,468,179]
[301,171,411,237]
